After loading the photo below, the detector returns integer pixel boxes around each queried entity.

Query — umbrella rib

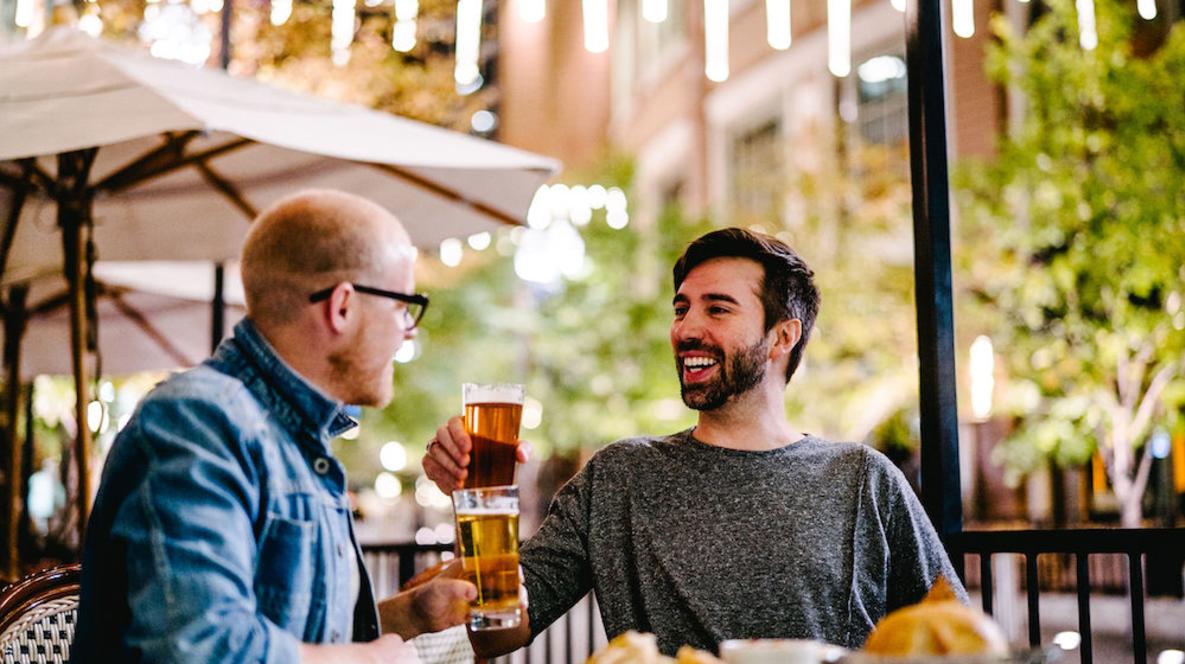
[95,137,254,194]
[29,164,57,198]
[0,159,36,285]
[108,292,196,368]
[28,289,71,317]
[366,162,522,228]
[91,131,201,194]
[195,162,258,220]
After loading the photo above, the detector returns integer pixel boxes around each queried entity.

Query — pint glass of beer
[461,383,524,488]
[452,485,521,630]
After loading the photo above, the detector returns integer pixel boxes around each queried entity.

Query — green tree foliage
[783,143,920,445]
[525,191,713,451]
[90,0,492,130]
[958,0,1185,526]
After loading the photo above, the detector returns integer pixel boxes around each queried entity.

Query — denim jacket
[73,319,380,663]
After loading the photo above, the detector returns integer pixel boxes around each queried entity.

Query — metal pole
[904,0,963,543]
[219,0,232,71]
[211,263,226,353]
[215,6,231,350]
[3,284,29,580]
[58,149,98,549]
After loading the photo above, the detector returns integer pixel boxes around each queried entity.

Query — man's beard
[328,331,391,407]
[678,337,769,411]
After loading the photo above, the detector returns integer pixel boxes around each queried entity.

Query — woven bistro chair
[0,564,81,664]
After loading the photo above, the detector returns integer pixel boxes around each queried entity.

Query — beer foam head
[463,383,525,405]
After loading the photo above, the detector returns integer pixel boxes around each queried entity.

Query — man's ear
[770,318,802,361]
[321,282,355,334]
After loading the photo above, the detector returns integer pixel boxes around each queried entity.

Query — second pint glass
[453,485,521,630]
[461,383,524,488]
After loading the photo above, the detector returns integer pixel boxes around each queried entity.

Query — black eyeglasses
[308,284,430,330]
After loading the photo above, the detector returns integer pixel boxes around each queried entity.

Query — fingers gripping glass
[308,284,430,329]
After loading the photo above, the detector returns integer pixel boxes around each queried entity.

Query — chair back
[0,564,81,664]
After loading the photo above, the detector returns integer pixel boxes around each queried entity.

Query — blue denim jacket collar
[221,319,357,455]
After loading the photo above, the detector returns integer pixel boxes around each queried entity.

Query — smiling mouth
[681,356,720,383]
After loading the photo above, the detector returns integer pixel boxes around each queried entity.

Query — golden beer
[461,384,525,489]
[463,402,523,488]
[453,486,521,630]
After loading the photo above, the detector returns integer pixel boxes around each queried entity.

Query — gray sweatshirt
[520,430,965,655]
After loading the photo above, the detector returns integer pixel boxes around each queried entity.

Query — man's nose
[673,312,706,341]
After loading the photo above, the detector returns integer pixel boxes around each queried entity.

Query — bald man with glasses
[74,190,469,663]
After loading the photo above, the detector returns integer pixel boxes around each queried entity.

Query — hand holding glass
[453,485,521,630]
[461,383,524,488]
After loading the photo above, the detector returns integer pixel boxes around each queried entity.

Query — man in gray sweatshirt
[424,228,965,656]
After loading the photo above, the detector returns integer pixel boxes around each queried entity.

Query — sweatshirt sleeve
[863,448,968,613]
[519,456,597,641]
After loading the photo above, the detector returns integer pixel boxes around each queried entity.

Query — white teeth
[684,357,717,369]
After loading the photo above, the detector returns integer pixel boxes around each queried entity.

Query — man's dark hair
[672,227,820,383]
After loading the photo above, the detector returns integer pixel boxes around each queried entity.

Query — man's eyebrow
[672,292,741,306]
[704,293,740,305]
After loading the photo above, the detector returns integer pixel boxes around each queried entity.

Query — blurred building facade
[497,0,1002,218]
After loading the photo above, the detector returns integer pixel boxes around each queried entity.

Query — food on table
[862,577,1010,657]
[587,631,724,664]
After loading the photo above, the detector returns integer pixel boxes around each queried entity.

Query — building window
[729,119,783,225]
[634,0,687,80]
[853,53,909,147]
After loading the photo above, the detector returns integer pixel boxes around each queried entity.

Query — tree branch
[1131,440,1156,510]
[1130,362,1178,445]
[1117,344,1133,412]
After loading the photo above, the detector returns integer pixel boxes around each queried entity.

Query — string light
[331,0,356,66]
[78,5,103,36]
[392,0,418,52]
[440,238,464,267]
[969,336,994,420]
[1137,0,1156,20]
[15,0,34,28]
[704,0,729,82]
[1076,0,1097,50]
[520,0,545,23]
[827,0,851,77]
[952,0,974,38]
[454,0,483,85]
[766,0,791,50]
[891,0,905,12]
[642,0,667,23]
[583,0,609,53]
[271,0,292,25]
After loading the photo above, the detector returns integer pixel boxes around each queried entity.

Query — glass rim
[462,382,525,405]
[451,484,518,498]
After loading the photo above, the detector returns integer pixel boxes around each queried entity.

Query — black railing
[949,528,1185,664]
[366,529,1185,664]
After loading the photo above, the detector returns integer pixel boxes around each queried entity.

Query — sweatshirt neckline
[680,428,818,458]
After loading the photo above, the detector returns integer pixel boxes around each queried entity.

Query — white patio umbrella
[0,27,560,545]
[19,262,246,379]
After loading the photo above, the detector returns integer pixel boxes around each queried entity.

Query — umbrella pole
[212,262,225,354]
[57,150,98,549]
[3,285,29,580]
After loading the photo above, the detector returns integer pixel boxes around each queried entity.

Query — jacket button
[337,542,346,557]
[331,629,342,642]
[313,458,331,474]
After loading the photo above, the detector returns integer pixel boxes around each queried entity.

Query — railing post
[1076,552,1093,664]
[1128,552,1146,664]
[1025,553,1040,648]
[905,0,963,552]
[979,553,993,616]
